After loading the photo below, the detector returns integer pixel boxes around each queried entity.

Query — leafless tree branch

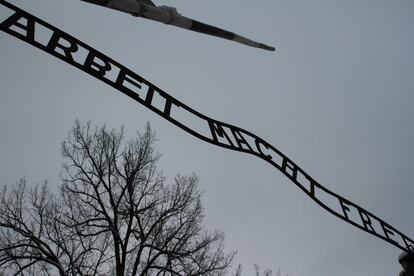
[1,121,235,276]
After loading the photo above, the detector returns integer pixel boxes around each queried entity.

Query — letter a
[0,12,35,42]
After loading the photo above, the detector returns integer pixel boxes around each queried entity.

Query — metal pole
[399,251,414,276]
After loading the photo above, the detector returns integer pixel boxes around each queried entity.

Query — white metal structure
[80,0,275,51]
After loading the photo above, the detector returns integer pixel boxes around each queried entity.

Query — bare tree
[253,264,273,276]
[250,265,291,276]
[0,179,81,276]
[0,121,235,276]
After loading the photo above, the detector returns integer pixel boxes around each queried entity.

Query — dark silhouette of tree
[253,264,272,276]
[234,265,291,276]
[0,121,235,276]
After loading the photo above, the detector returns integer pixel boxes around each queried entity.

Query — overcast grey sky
[1,0,414,275]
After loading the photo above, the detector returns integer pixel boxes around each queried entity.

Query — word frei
[0,0,412,253]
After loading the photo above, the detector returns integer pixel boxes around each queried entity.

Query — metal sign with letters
[0,0,412,253]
